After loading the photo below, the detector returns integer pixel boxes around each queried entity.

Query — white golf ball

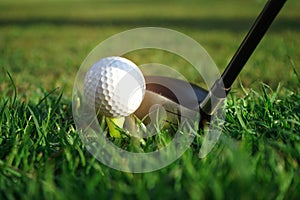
[84,56,146,117]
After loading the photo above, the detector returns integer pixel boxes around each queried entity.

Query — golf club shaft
[201,0,287,115]
[222,0,287,89]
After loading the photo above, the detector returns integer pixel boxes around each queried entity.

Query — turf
[1,73,300,199]
[1,0,300,199]
[0,0,300,96]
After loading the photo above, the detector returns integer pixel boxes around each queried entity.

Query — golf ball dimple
[84,56,146,117]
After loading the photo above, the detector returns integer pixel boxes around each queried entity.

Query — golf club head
[144,76,208,109]
[134,76,209,127]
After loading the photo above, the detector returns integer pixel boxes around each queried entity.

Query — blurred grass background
[0,0,299,98]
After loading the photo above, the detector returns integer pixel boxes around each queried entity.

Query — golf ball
[84,56,146,117]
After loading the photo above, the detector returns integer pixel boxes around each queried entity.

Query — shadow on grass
[0,17,299,32]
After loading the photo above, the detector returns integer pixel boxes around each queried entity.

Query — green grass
[1,73,300,199]
[1,0,300,199]
[0,0,300,96]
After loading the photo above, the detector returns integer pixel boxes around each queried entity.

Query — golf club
[134,0,287,125]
